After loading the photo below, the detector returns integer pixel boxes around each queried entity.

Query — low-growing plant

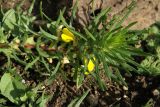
[0,0,152,106]
[136,24,160,76]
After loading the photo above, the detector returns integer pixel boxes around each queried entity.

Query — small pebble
[123,95,128,98]
[136,79,140,82]
[116,97,121,101]
[152,89,159,96]
[87,94,98,106]
[115,90,120,94]
[62,57,70,64]
[47,58,53,63]
[41,86,45,89]
[22,79,26,83]
[99,99,107,106]
[105,92,109,96]
[123,86,128,91]
[142,82,147,88]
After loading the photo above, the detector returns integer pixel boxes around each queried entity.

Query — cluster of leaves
[0,0,155,106]
[0,1,53,106]
[136,23,160,76]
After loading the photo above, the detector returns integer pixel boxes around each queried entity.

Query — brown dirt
[45,72,160,107]
[2,0,160,29]
[0,0,31,10]
[75,0,160,29]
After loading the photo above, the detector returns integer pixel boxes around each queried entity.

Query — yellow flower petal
[61,34,74,42]
[87,59,95,72]
[62,28,74,38]
[61,28,75,43]
[84,57,95,75]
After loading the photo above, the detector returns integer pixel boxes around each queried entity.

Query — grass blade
[84,27,96,41]
[94,8,111,25]
[47,61,61,85]
[25,57,39,71]
[74,90,90,107]
[40,27,58,40]
[69,29,87,41]
[28,0,35,14]
[68,98,79,107]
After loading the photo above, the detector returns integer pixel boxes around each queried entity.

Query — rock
[123,95,128,98]
[123,86,128,91]
[115,90,120,94]
[116,97,121,101]
[86,94,99,107]
[152,89,160,96]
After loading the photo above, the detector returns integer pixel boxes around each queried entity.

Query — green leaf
[28,0,35,14]
[68,90,90,107]
[42,12,53,22]
[69,29,87,41]
[143,98,154,107]
[0,48,12,67]
[0,73,27,104]
[2,9,16,30]
[71,0,78,19]
[111,1,136,30]
[76,73,84,89]
[68,98,79,107]
[12,52,27,65]
[84,27,96,41]
[0,98,7,105]
[102,57,113,79]
[0,28,7,43]
[124,21,137,30]
[25,57,40,71]
[24,36,35,45]
[74,90,90,107]
[103,34,126,50]
[36,90,51,107]
[40,1,43,19]
[40,27,58,40]
[36,37,50,58]
[93,8,111,26]
[115,70,127,86]
[70,0,78,25]
[47,61,61,85]
[41,57,50,72]
[59,8,70,28]
[56,8,65,27]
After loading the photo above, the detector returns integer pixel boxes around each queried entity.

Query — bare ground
[75,0,160,29]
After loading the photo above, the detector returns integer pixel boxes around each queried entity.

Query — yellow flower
[84,57,96,75]
[61,28,75,42]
